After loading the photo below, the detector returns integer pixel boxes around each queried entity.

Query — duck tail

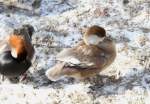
[45,62,65,81]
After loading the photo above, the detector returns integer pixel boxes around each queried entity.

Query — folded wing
[56,45,106,69]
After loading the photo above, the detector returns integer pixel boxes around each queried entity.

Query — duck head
[13,24,35,41]
[83,25,106,45]
[9,25,34,61]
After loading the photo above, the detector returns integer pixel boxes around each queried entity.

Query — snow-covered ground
[0,0,150,104]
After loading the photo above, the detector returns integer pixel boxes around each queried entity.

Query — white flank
[11,48,18,58]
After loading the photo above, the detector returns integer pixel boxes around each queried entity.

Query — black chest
[0,51,31,77]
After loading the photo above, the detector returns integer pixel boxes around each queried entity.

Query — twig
[0,1,32,11]
[33,43,71,48]
[55,0,73,7]
[0,2,39,16]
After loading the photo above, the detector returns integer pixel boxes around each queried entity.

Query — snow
[0,0,150,103]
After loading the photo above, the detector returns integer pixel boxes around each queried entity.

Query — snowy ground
[0,0,150,104]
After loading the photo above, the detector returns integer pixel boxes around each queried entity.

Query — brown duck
[46,25,116,81]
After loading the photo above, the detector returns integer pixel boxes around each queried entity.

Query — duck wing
[57,42,106,69]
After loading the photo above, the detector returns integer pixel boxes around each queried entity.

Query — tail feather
[45,62,65,81]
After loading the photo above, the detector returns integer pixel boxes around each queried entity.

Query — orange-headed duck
[0,25,35,79]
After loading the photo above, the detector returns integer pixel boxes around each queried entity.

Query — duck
[46,25,116,81]
[0,24,35,78]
